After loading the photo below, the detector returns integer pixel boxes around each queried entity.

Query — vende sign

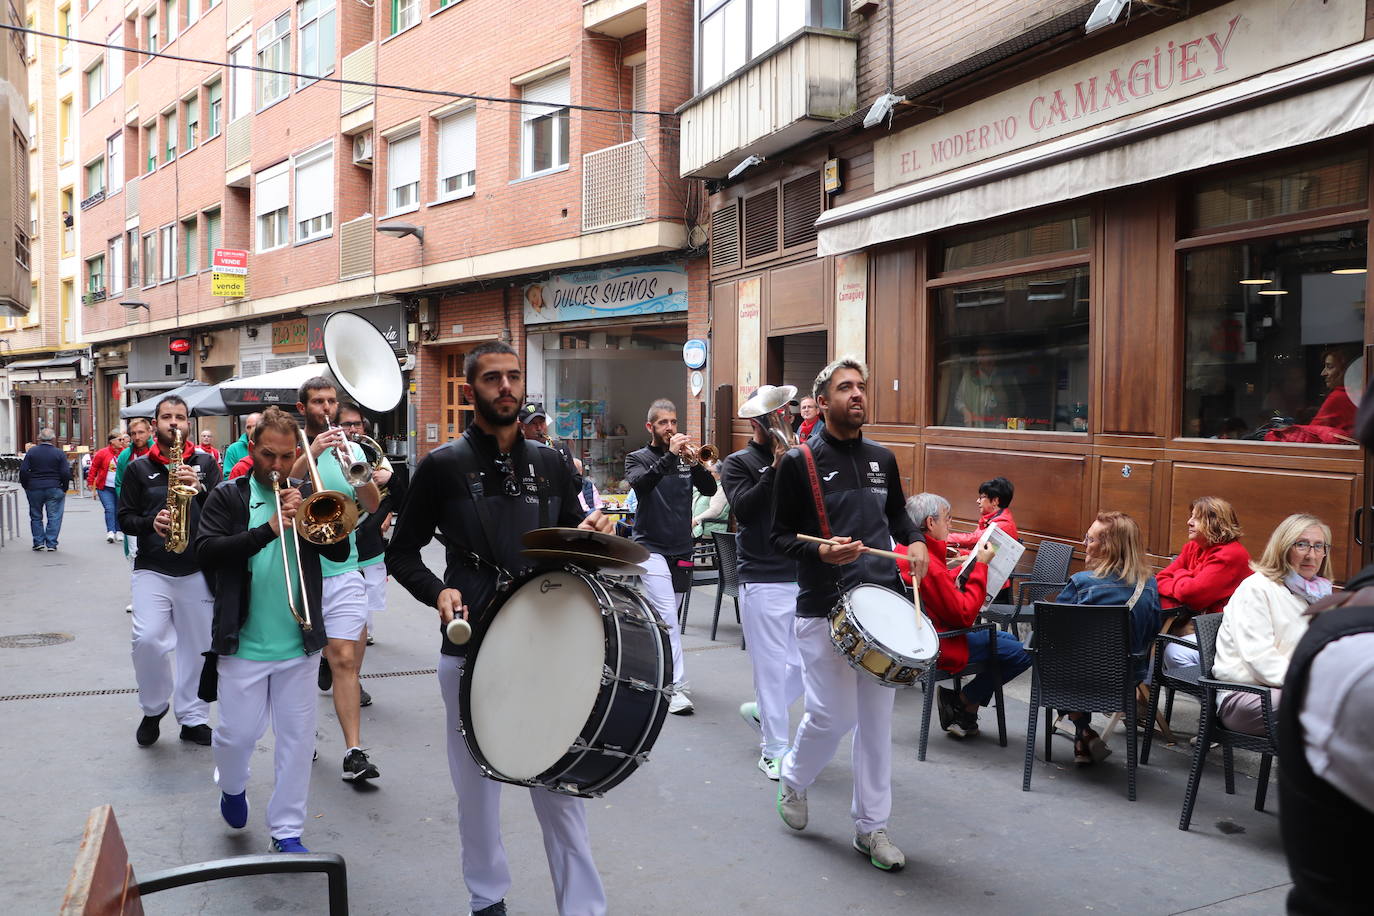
[873,0,1363,193]
[212,248,249,275]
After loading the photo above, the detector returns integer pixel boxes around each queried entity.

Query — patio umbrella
[218,361,326,415]
[120,380,228,419]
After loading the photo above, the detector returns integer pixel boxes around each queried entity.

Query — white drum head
[847,584,939,662]
[469,572,606,780]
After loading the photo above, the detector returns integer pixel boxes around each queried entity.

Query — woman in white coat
[1212,513,1332,735]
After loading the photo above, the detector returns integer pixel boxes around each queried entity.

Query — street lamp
[120,300,150,313]
[376,221,424,243]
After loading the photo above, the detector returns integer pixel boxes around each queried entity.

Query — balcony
[678,28,857,180]
[583,0,645,37]
[583,139,646,233]
[340,44,375,134]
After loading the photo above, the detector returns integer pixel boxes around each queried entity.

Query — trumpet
[329,423,373,486]
[270,471,313,633]
[295,428,360,545]
[679,442,718,466]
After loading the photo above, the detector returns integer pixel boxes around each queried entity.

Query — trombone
[294,427,360,545]
[270,471,313,633]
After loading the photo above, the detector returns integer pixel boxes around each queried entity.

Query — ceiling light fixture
[1258,289,1288,296]
[1238,278,1273,285]
[1331,267,1368,275]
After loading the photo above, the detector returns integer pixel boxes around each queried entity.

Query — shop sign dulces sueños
[523,263,688,325]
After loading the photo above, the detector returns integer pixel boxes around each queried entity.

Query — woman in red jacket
[87,429,129,542]
[906,492,1032,740]
[946,476,1018,560]
[1156,496,1250,673]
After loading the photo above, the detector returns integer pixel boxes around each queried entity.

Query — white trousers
[439,654,607,916]
[1163,633,1200,674]
[322,570,368,641]
[361,562,386,614]
[639,553,686,687]
[130,569,214,725]
[212,654,317,841]
[740,581,804,757]
[781,616,895,834]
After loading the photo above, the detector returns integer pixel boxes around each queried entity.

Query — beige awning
[817,40,1374,256]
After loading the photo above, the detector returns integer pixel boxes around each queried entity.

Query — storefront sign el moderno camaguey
[873,0,1365,192]
[522,264,688,325]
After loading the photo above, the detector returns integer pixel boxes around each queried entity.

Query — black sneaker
[180,724,213,745]
[136,707,169,747]
[342,748,379,782]
[318,655,333,691]
[936,686,960,733]
[949,707,980,739]
[472,902,507,916]
[359,688,372,707]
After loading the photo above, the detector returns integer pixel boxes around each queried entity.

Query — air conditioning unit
[352,132,374,167]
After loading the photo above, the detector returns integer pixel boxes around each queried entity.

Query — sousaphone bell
[740,384,800,453]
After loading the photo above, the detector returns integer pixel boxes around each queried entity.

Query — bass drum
[459,567,672,797]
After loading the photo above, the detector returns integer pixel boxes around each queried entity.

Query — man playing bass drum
[387,341,615,916]
[118,395,222,748]
[769,357,929,872]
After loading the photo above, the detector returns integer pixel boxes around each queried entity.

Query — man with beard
[196,407,348,854]
[292,378,382,783]
[117,396,223,747]
[336,402,395,646]
[720,395,802,780]
[625,399,717,715]
[769,357,929,872]
[387,341,615,916]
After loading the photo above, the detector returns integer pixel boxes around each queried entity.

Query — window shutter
[295,147,333,221]
[709,202,740,274]
[781,171,822,250]
[522,72,569,122]
[389,133,420,191]
[205,210,222,254]
[255,162,289,215]
[631,64,646,139]
[438,109,475,182]
[742,186,779,262]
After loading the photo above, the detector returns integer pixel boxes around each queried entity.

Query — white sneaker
[777,782,807,830]
[854,828,905,871]
[105,532,116,543]
[738,701,761,734]
[757,755,780,781]
[668,687,694,716]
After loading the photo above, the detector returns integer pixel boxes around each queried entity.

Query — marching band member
[292,378,383,783]
[769,357,928,872]
[388,341,614,916]
[625,398,717,715]
[720,393,802,780]
[195,407,348,854]
[337,403,395,646]
[117,396,222,747]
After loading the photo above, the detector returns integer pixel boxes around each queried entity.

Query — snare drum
[459,567,672,797]
[830,584,940,687]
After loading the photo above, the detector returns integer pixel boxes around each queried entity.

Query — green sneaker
[854,829,905,871]
[776,781,807,830]
[757,754,780,781]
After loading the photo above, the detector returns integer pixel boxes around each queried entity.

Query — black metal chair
[678,539,719,629]
[1141,613,1212,764]
[1178,612,1280,831]
[708,531,743,645]
[916,622,1007,760]
[982,540,1074,637]
[1022,602,1143,801]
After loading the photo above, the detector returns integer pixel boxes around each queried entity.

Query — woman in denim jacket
[1057,511,1161,765]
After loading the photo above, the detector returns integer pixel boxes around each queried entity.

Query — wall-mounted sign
[873,0,1363,192]
[272,318,309,354]
[823,158,842,194]
[307,303,406,357]
[736,277,762,402]
[682,339,708,369]
[523,263,688,325]
[211,248,249,299]
[689,370,704,396]
[834,252,868,360]
[168,337,192,355]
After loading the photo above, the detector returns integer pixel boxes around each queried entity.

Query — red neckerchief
[147,438,195,466]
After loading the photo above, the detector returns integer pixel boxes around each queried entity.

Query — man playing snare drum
[387,341,615,916]
[769,356,929,872]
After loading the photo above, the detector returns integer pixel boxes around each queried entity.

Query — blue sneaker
[270,836,310,854]
[220,791,248,829]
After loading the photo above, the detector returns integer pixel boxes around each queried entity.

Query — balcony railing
[583,139,646,233]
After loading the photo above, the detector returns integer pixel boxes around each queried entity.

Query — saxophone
[163,428,198,554]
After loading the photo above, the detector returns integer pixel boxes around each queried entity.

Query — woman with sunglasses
[1211,514,1331,735]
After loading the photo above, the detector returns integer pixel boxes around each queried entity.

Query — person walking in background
[19,429,71,551]
[198,429,222,464]
[114,418,153,493]
[88,429,129,543]
[221,412,261,478]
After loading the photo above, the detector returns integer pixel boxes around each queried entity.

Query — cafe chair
[982,540,1074,637]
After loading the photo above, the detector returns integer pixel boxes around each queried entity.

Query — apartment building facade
[1,0,90,454]
[78,0,702,484]
[1,0,28,330]
[683,0,1374,578]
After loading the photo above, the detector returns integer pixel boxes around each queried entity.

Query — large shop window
[1182,149,1368,445]
[933,212,1091,432]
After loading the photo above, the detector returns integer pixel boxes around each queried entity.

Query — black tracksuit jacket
[625,443,716,558]
[719,439,794,584]
[117,449,222,577]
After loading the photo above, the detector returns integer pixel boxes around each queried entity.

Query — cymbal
[520,527,649,564]
[522,548,646,576]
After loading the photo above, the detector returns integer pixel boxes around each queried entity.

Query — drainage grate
[0,632,75,649]
[0,668,438,702]
[360,667,437,679]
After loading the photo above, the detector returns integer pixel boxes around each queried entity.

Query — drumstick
[445,618,472,645]
[796,533,908,562]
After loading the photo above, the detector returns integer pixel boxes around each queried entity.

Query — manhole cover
[0,633,75,648]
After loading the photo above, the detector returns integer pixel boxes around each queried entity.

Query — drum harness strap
[798,443,833,538]
[449,436,555,595]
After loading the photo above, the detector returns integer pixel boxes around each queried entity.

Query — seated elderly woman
[1057,511,1162,765]
[905,492,1032,740]
[1210,513,1328,735]
[691,460,730,539]
[1156,496,1251,674]
[945,476,1018,562]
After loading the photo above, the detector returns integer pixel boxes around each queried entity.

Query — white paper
[957,525,1026,612]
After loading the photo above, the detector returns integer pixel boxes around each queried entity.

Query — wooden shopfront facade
[706,0,1374,579]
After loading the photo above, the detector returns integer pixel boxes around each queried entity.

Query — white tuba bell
[322,311,404,414]
[740,384,800,453]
